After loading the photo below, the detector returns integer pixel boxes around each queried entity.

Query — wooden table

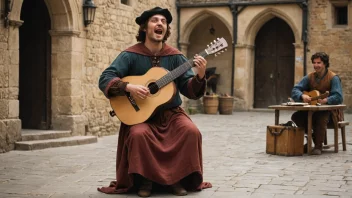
[267,104,346,155]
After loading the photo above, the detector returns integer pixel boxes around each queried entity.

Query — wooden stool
[324,121,349,152]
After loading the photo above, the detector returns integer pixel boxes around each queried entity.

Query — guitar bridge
[126,92,140,112]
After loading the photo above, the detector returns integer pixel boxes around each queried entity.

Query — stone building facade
[0,0,351,153]
[178,0,352,110]
[0,0,178,152]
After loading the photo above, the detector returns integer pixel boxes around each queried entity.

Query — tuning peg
[215,54,217,57]
[217,38,220,40]
[221,50,224,53]
[213,40,216,43]
[207,45,210,48]
[225,48,227,51]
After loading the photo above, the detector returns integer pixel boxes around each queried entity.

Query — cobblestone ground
[0,111,351,198]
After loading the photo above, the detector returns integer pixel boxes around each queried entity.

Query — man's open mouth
[154,29,163,35]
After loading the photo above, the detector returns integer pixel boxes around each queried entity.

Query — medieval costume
[291,69,343,152]
[97,42,212,194]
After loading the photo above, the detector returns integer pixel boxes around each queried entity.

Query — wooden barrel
[219,97,234,115]
[203,96,219,114]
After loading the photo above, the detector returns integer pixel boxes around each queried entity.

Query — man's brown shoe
[311,148,322,155]
[137,178,152,197]
[171,182,187,196]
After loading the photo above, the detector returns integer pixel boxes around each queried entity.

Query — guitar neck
[311,92,329,101]
[156,50,208,88]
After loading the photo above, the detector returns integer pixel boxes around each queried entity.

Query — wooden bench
[324,121,349,152]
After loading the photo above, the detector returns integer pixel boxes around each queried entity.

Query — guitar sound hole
[148,82,159,95]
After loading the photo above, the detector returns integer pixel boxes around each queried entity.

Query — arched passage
[19,0,52,129]
[254,17,295,107]
[187,15,232,95]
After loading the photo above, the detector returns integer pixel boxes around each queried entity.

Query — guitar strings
[148,51,208,93]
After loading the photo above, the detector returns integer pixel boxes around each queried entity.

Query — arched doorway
[19,0,52,129]
[254,17,294,108]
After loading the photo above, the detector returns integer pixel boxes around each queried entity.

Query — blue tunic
[291,75,343,104]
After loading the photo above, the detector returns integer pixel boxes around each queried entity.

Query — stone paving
[0,111,351,198]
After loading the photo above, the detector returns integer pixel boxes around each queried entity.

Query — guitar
[303,90,329,105]
[109,38,228,125]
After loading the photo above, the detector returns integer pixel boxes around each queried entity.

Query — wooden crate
[266,125,304,156]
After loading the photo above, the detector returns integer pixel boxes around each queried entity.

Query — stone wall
[0,2,22,152]
[307,0,352,110]
[83,0,178,136]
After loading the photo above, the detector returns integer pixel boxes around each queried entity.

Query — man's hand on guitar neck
[125,84,150,100]
[193,54,207,79]
[317,98,328,104]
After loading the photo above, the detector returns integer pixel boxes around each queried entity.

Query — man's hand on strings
[301,94,311,103]
[126,84,150,100]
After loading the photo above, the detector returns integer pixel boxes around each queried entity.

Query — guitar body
[108,37,229,125]
[110,67,176,125]
[303,90,329,105]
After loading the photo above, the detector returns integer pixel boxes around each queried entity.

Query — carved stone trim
[179,41,190,46]
[8,19,23,27]
[293,43,303,48]
[235,44,254,49]
[49,30,81,37]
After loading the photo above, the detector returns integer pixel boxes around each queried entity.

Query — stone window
[330,0,349,26]
[335,6,348,25]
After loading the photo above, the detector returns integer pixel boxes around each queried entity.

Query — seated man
[290,52,343,155]
[97,7,211,197]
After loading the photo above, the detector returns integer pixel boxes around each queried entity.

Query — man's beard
[150,37,163,43]
[147,33,164,43]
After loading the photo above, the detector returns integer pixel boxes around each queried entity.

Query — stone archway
[180,9,232,54]
[9,0,80,30]
[244,8,300,46]
[9,0,86,135]
[179,8,233,112]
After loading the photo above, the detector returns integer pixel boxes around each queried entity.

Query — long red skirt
[97,107,212,194]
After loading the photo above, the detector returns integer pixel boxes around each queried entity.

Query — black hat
[135,7,172,25]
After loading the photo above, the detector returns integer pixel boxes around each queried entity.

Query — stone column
[0,19,23,153]
[50,30,87,136]
[234,44,254,110]
[179,42,190,57]
[179,41,203,114]
[293,43,304,83]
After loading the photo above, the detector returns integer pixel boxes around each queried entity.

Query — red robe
[98,43,212,194]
